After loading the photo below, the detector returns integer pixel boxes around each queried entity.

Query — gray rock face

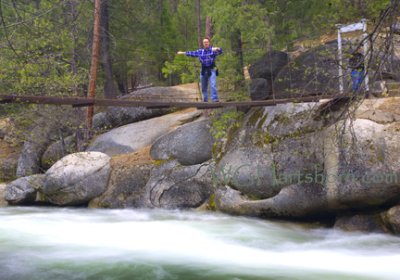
[249,78,273,101]
[382,205,400,234]
[216,103,324,200]
[41,135,77,170]
[0,157,18,182]
[248,51,288,101]
[92,84,199,130]
[334,214,389,233]
[150,119,214,166]
[89,152,153,208]
[0,183,7,206]
[326,119,400,211]
[215,184,327,218]
[142,160,213,209]
[93,107,168,131]
[16,108,84,178]
[43,152,111,206]
[88,109,201,157]
[5,175,45,205]
[215,147,277,199]
[16,123,59,177]
[214,98,400,219]
[248,51,289,80]
[355,98,400,124]
[274,41,350,98]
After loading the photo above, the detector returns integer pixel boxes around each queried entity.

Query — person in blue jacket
[177,37,223,102]
[349,46,365,92]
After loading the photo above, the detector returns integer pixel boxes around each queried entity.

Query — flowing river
[0,207,399,280]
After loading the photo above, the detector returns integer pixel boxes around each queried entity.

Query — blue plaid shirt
[186,47,223,67]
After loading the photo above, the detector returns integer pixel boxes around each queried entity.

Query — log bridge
[0,94,337,109]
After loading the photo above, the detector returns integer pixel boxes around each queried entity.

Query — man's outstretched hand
[176,51,185,55]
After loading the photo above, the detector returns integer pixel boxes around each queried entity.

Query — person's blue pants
[200,69,218,102]
[351,69,364,91]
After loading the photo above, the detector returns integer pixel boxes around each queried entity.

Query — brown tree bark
[205,15,212,39]
[196,0,202,47]
[158,0,165,81]
[170,0,178,13]
[115,72,128,95]
[66,0,79,95]
[100,0,117,99]
[86,0,102,130]
[231,29,245,88]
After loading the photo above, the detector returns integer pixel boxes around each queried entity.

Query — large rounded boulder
[382,205,400,234]
[249,78,273,101]
[150,119,214,166]
[93,106,168,131]
[93,84,199,130]
[215,146,276,199]
[43,152,111,206]
[215,103,325,200]
[248,51,289,80]
[141,160,213,209]
[273,41,349,98]
[5,174,46,205]
[214,98,400,219]
[248,51,288,101]
[88,109,201,157]
[334,214,389,233]
[89,148,153,208]
[41,135,77,170]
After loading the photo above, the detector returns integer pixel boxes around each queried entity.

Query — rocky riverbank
[2,38,400,235]
[2,95,400,234]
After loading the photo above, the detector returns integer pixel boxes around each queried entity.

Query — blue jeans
[351,69,364,91]
[200,69,218,102]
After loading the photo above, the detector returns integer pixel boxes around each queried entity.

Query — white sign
[340,22,364,33]
[337,19,369,93]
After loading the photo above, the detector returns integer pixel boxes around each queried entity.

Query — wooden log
[0,94,336,109]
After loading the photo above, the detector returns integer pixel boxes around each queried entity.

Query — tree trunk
[231,29,245,88]
[86,0,102,131]
[116,72,128,95]
[205,15,212,39]
[100,0,116,99]
[158,0,165,81]
[159,0,164,26]
[184,12,188,48]
[170,0,178,13]
[68,0,79,95]
[358,0,366,17]
[196,0,202,47]
[264,14,272,52]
